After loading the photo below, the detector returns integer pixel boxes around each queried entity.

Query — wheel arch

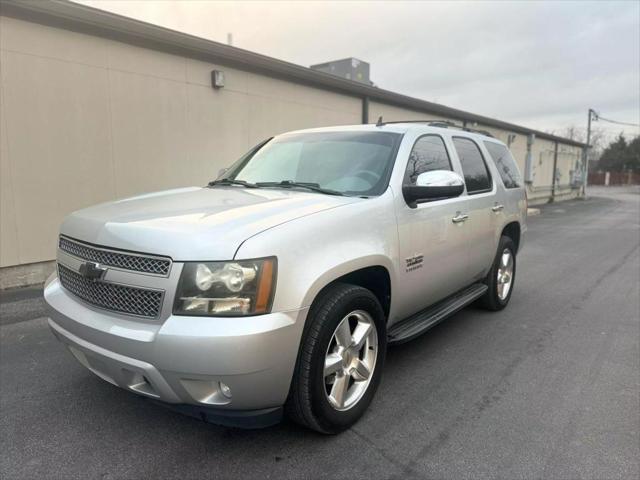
[501,221,521,253]
[302,257,394,321]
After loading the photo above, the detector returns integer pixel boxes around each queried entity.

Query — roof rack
[375,117,494,138]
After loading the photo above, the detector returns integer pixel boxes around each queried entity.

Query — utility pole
[551,141,558,202]
[583,108,597,197]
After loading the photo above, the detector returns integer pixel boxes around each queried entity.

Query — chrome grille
[59,236,171,276]
[58,264,163,318]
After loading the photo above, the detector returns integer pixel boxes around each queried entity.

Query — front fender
[298,254,396,309]
[234,192,400,319]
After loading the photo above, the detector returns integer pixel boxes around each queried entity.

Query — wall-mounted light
[211,70,225,89]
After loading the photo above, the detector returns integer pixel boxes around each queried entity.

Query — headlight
[173,258,276,316]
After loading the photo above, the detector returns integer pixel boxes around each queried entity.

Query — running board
[387,283,488,345]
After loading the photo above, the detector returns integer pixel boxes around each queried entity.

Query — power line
[594,113,640,128]
[571,126,636,132]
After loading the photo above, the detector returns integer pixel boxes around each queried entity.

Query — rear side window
[452,137,492,193]
[483,141,522,189]
[404,135,452,185]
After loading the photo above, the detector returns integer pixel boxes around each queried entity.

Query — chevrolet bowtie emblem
[78,261,107,281]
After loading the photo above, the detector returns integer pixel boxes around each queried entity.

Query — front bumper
[44,276,307,423]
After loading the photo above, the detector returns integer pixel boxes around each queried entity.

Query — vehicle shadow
[126,303,493,442]
[5,306,503,478]
[112,302,493,441]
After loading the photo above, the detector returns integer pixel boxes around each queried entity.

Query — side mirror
[402,170,465,206]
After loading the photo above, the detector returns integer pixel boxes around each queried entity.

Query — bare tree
[561,125,583,142]
[557,125,606,167]
[588,128,606,162]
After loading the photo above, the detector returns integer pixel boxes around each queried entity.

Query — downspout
[524,134,535,182]
[551,141,558,202]
[524,133,535,202]
[362,96,369,124]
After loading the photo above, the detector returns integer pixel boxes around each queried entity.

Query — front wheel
[286,284,386,434]
[481,235,517,311]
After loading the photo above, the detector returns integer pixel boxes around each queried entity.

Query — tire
[286,283,387,434]
[481,235,517,311]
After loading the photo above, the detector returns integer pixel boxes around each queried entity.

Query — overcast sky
[77,0,639,144]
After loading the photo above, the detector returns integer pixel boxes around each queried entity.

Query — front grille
[59,236,171,276]
[58,264,163,318]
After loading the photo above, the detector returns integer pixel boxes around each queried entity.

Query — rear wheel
[286,284,386,434]
[481,235,516,311]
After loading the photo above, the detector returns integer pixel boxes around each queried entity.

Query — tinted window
[483,141,522,188]
[404,135,452,185]
[452,137,492,193]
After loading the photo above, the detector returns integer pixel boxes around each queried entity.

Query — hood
[61,186,358,260]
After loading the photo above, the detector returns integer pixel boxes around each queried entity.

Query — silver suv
[44,121,526,433]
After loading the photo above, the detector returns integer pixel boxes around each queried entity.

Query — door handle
[452,213,469,223]
[491,204,505,212]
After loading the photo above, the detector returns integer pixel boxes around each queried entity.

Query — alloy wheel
[323,310,378,411]
[497,248,514,300]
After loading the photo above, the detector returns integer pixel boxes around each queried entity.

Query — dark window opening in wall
[452,137,492,193]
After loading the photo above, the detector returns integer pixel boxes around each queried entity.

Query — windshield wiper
[208,178,259,188]
[255,180,345,196]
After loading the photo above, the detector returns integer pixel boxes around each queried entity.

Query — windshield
[224,131,402,196]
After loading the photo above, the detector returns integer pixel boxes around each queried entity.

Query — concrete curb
[0,261,55,290]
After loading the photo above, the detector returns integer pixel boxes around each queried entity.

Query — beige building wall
[471,125,581,204]
[554,144,582,200]
[0,16,361,271]
[369,101,460,125]
[530,137,557,203]
[365,111,581,205]
[0,14,583,284]
[471,124,528,176]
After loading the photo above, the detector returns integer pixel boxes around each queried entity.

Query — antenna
[376,116,384,127]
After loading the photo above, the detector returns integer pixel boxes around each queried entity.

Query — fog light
[219,381,232,398]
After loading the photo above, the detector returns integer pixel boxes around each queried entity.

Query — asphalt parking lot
[1,187,638,480]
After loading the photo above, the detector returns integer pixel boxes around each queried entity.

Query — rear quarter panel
[479,140,528,252]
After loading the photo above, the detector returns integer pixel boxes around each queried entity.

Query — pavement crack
[579,243,639,302]
[392,325,558,477]
[540,320,620,477]
[348,427,428,479]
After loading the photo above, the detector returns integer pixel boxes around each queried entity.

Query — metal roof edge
[0,0,587,148]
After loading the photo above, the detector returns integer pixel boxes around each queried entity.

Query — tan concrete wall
[0,15,582,277]
[530,137,556,193]
[0,16,361,268]
[471,125,581,204]
[368,101,460,124]
[469,125,528,173]
[367,110,582,204]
